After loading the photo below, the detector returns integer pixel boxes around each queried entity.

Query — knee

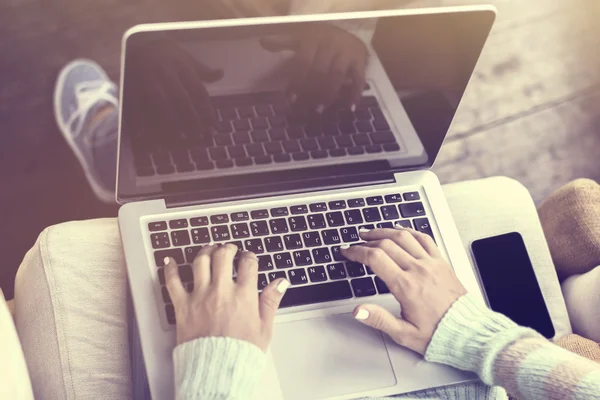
[538,179,600,279]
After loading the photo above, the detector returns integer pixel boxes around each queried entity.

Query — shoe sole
[54,59,117,204]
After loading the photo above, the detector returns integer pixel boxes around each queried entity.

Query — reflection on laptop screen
[118,10,494,202]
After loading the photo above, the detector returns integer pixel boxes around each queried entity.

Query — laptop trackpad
[271,313,397,400]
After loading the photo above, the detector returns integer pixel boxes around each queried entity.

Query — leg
[54,59,119,203]
[14,219,133,399]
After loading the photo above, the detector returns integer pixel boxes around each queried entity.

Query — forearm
[426,294,600,399]
[173,337,265,400]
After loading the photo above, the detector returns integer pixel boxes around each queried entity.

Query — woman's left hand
[164,244,290,351]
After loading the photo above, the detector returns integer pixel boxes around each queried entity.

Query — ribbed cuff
[424,293,540,385]
[173,337,266,400]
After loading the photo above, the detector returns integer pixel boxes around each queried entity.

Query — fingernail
[355,308,369,320]
[289,92,297,103]
[277,279,290,294]
[316,104,325,114]
[394,223,406,229]
[209,241,215,246]
[163,257,171,266]
[359,227,370,233]
[350,104,357,112]
[340,244,350,250]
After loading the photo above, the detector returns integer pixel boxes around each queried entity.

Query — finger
[210,243,238,287]
[192,244,218,291]
[164,257,186,305]
[359,239,416,269]
[317,53,346,111]
[179,62,218,129]
[353,304,420,350]
[349,60,367,109]
[341,244,408,285]
[360,228,430,259]
[259,278,290,329]
[235,251,259,289]
[196,64,224,83]
[304,41,334,114]
[409,229,442,258]
[288,41,318,105]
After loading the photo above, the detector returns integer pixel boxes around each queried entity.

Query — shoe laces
[66,80,118,138]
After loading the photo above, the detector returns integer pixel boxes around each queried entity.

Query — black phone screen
[471,232,555,338]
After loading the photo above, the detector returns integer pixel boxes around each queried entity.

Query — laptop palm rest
[271,313,397,399]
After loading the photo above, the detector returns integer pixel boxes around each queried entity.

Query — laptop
[117,6,496,400]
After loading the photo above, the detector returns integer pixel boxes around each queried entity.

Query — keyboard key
[403,191,421,201]
[274,252,294,268]
[233,119,251,131]
[273,153,292,163]
[331,245,345,261]
[258,255,274,271]
[264,142,283,154]
[258,274,268,290]
[347,146,365,155]
[169,219,188,229]
[209,147,228,161]
[293,250,312,266]
[184,246,203,263]
[312,247,332,264]
[211,226,231,242]
[329,148,346,157]
[162,286,172,303]
[231,212,249,222]
[366,266,375,275]
[236,157,253,167]
[370,131,396,144]
[250,221,269,236]
[154,248,184,266]
[251,209,269,219]
[307,214,326,229]
[399,202,426,218]
[269,218,289,234]
[373,120,390,131]
[265,236,284,252]
[269,128,287,140]
[321,229,341,245]
[359,224,375,230]
[288,216,308,232]
[385,194,402,203]
[290,205,309,214]
[216,159,234,169]
[366,196,384,205]
[191,228,210,244]
[346,262,365,277]
[309,202,327,212]
[244,238,265,254]
[179,265,194,283]
[228,241,243,252]
[211,214,229,224]
[190,217,209,227]
[283,140,301,153]
[307,265,327,283]
[355,121,373,133]
[363,207,381,222]
[270,207,289,217]
[291,152,310,161]
[377,222,394,229]
[414,218,434,239]
[351,277,377,297]
[310,150,328,159]
[215,133,233,146]
[365,144,383,154]
[344,209,364,225]
[255,105,274,117]
[302,232,322,247]
[251,129,269,142]
[326,211,345,227]
[156,165,175,175]
[335,135,354,148]
[227,146,246,159]
[255,155,273,165]
[269,116,287,127]
[151,233,170,249]
[284,234,303,250]
[318,137,336,150]
[328,200,346,210]
[288,269,309,285]
[327,263,347,280]
[268,271,287,282]
[157,268,166,284]
[383,143,400,152]
[348,198,366,208]
[279,280,353,308]
[381,205,399,220]
[231,223,250,239]
[233,131,251,144]
[148,221,167,232]
[246,143,265,157]
[238,106,255,118]
[353,133,371,146]
[341,227,360,242]
[251,118,269,130]
[165,304,176,324]
[395,220,413,229]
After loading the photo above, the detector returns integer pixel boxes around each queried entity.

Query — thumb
[259,278,290,328]
[197,65,224,83]
[354,304,418,347]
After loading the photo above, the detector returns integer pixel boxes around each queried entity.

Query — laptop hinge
[164,172,396,209]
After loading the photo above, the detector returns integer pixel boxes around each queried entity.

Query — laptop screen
[117,9,494,203]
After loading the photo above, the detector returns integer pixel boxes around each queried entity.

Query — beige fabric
[538,178,600,280]
[14,219,132,400]
[561,265,600,343]
[0,289,34,400]
[556,334,600,363]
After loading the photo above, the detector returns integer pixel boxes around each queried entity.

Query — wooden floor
[1,0,599,298]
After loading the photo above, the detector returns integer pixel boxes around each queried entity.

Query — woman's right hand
[341,227,467,355]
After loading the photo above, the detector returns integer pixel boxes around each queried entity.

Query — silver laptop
[118,6,496,400]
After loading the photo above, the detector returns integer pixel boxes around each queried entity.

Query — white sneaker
[53,59,119,203]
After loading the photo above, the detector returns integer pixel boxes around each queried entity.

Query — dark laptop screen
[118,9,494,203]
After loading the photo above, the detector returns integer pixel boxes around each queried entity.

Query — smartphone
[471,232,555,338]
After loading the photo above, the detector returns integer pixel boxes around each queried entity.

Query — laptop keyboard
[147,190,433,325]
[134,90,400,177]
